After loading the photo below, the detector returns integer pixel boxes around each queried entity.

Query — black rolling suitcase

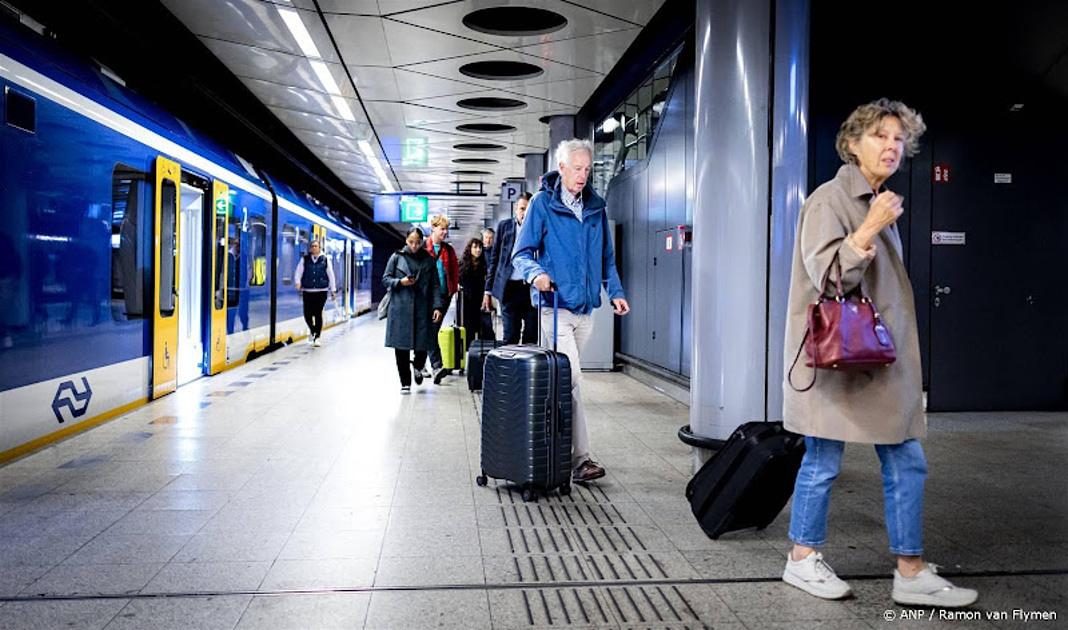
[685,421,806,538]
[476,291,571,502]
[467,339,502,391]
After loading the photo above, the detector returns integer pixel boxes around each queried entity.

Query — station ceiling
[161,0,666,229]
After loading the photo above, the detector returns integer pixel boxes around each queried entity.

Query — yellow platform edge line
[0,398,149,465]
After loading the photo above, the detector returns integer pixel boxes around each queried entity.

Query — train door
[152,157,180,398]
[209,182,229,373]
[177,179,206,386]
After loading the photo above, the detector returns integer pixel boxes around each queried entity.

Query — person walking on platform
[384,227,444,394]
[458,237,492,347]
[512,139,630,484]
[294,239,335,347]
[484,192,537,345]
[424,214,459,384]
[781,99,977,608]
[481,227,495,251]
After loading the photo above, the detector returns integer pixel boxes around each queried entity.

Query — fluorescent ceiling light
[331,95,356,121]
[359,140,396,193]
[601,116,620,134]
[310,60,340,95]
[278,8,321,59]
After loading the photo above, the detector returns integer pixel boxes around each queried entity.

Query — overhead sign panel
[400,195,429,222]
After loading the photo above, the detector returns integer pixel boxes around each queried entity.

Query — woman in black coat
[383,228,444,393]
[458,237,492,348]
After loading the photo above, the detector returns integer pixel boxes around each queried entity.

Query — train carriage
[0,20,372,463]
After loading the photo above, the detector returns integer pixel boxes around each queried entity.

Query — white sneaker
[307,336,314,346]
[783,551,852,600]
[400,386,411,395]
[892,563,978,608]
[313,336,322,347]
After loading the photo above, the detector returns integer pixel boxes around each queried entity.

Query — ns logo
[51,377,92,424]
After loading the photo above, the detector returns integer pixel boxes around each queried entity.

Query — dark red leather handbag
[788,254,896,392]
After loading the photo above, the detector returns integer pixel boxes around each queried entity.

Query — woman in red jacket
[423,214,459,383]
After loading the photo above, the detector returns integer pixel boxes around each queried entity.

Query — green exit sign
[215,198,228,215]
[402,138,428,167]
[400,196,428,222]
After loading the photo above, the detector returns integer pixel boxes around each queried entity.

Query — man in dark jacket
[512,139,630,483]
[294,240,336,347]
[483,192,536,344]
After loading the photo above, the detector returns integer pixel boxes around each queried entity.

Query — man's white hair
[554,138,593,169]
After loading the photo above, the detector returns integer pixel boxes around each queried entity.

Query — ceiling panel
[163,0,665,223]
[323,14,395,66]
[165,0,340,63]
[386,0,639,49]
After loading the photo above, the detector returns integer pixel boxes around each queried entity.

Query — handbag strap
[787,326,816,392]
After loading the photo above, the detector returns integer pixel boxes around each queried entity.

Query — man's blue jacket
[511,170,625,314]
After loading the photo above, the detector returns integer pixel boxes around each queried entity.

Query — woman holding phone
[383,227,444,394]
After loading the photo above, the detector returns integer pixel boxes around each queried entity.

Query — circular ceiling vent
[459,61,543,81]
[454,142,507,151]
[451,169,492,176]
[456,123,516,134]
[462,7,568,36]
[452,157,499,164]
[457,97,527,111]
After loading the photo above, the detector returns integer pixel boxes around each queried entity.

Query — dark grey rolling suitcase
[476,291,571,502]
[685,421,806,538]
[467,339,503,391]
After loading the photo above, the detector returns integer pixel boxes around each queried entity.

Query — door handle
[934,285,952,295]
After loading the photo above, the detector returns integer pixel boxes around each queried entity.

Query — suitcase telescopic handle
[537,283,559,352]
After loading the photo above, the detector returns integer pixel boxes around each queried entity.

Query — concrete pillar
[522,152,545,194]
[689,0,809,457]
[547,115,575,170]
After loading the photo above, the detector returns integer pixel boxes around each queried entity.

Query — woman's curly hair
[836,98,927,164]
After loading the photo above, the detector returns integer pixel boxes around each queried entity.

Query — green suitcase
[438,324,466,373]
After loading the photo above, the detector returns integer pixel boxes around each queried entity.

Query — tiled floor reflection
[0,315,1064,628]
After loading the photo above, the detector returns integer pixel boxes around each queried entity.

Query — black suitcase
[476,291,571,502]
[685,421,806,539]
[467,339,503,391]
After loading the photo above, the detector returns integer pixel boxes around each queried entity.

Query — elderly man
[481,227,495,251]
[512,139,630,483]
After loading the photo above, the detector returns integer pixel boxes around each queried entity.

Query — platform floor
[0,315,1065,629]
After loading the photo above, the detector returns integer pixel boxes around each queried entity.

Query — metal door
[152,157,180,398]
[927,118,1068,410]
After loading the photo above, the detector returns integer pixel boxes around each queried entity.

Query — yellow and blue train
[0,20,373,463]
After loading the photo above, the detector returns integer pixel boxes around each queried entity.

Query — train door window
[111,164,148,320]
[159,180,177,316]
[279,224,297,286]
[4,86,36,134]
[226,221,240,308]
[249,217,267,287]
[298,228,310,256]
[213,204,226,310]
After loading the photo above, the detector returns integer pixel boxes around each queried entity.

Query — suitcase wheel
[475,474,488,487]
[521,487,537,503]
[559,484,571,497]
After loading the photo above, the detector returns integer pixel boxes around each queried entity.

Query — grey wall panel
[609,57,696,376]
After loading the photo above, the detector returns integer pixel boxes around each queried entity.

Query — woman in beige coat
[781,99,977,608]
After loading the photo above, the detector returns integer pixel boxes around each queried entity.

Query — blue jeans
[789,437,927,556]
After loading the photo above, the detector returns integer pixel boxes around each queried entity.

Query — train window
[249,218,267,287]
[4,86,36,134]
[226,221,240,309]
[298,228,310,255]
[279,224,298,286]
[159,180,177,316]
[213,204,226,310]
[111,165,148,320]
